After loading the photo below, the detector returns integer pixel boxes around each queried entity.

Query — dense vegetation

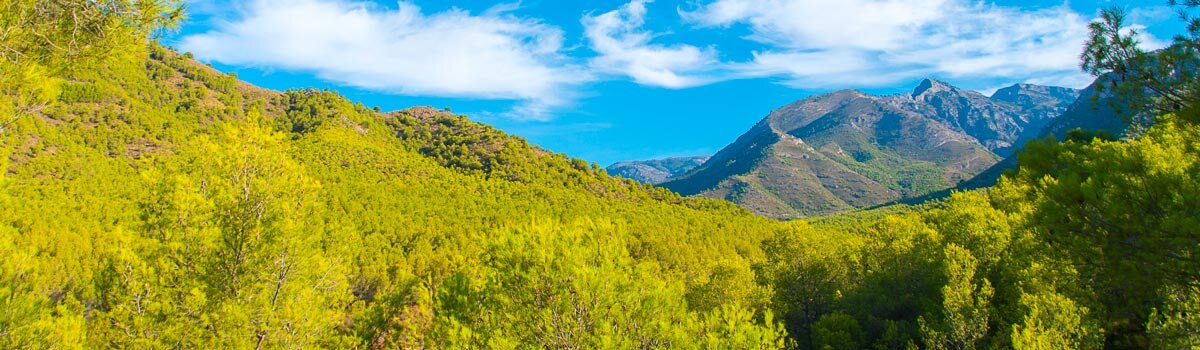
[764,117,1199,348]
[2,1,1198,349]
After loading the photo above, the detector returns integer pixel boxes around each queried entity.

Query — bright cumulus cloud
[582,0,722,89]
[682,0,1098,88]
[179,0,586,121]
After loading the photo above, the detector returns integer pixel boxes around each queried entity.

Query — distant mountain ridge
[653,79,1079,219]
[953,74,1132,192]
[607,156,710,184]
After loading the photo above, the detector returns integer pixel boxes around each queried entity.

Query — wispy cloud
[681,0,1105,88]
[582,0,723,88]
[179,0,587,121]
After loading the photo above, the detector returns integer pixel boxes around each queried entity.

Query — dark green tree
[1082,2,1200,122]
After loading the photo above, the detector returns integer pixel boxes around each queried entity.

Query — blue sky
[168,0,1183,166]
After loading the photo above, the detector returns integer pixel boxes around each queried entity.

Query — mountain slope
[1038,76,1130,140]
[952,75,1131,192]
[606,156,710,184]
[910,79,1080,155]
[990,83,1083,153]
[663,79,1077,219]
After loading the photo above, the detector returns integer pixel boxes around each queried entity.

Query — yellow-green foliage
[0,40,790,347]
[4,4,1200,349]
[758,116,1200,349]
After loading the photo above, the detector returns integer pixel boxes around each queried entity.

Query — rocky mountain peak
[765,89,870,133]
[607,156,711,184]
[912,78,956,97]
[991,83,1081,110]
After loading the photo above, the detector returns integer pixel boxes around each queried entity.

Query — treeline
[762,116,1199,348]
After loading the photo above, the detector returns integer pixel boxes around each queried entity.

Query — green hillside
[3,2,1199,349]
[0,7,789,346]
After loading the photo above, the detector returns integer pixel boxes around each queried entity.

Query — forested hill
[1,40,793,347]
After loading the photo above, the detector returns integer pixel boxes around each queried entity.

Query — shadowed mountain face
[911,80,1081,155]
[1037,76,1129,140]
[660,79,1079,219]
[993,83,1091,150]
[606,156,710,184]
[956,75,1130,192]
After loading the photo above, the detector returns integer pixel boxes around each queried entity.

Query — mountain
[951,75,1130,192]
[990,83,1083,150]
[662,79,1079,219]
[911,79,1080,155]
[607,156,710,184]
[1037,76,1130,140]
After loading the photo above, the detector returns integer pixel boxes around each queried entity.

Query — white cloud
[735,50,930,87]
[682,0,1113,89]
[686,0,951,51]
[179,0,1174,117]
[179,0,586,121]
[583,0,722,88]
[1125,24,1171,51]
